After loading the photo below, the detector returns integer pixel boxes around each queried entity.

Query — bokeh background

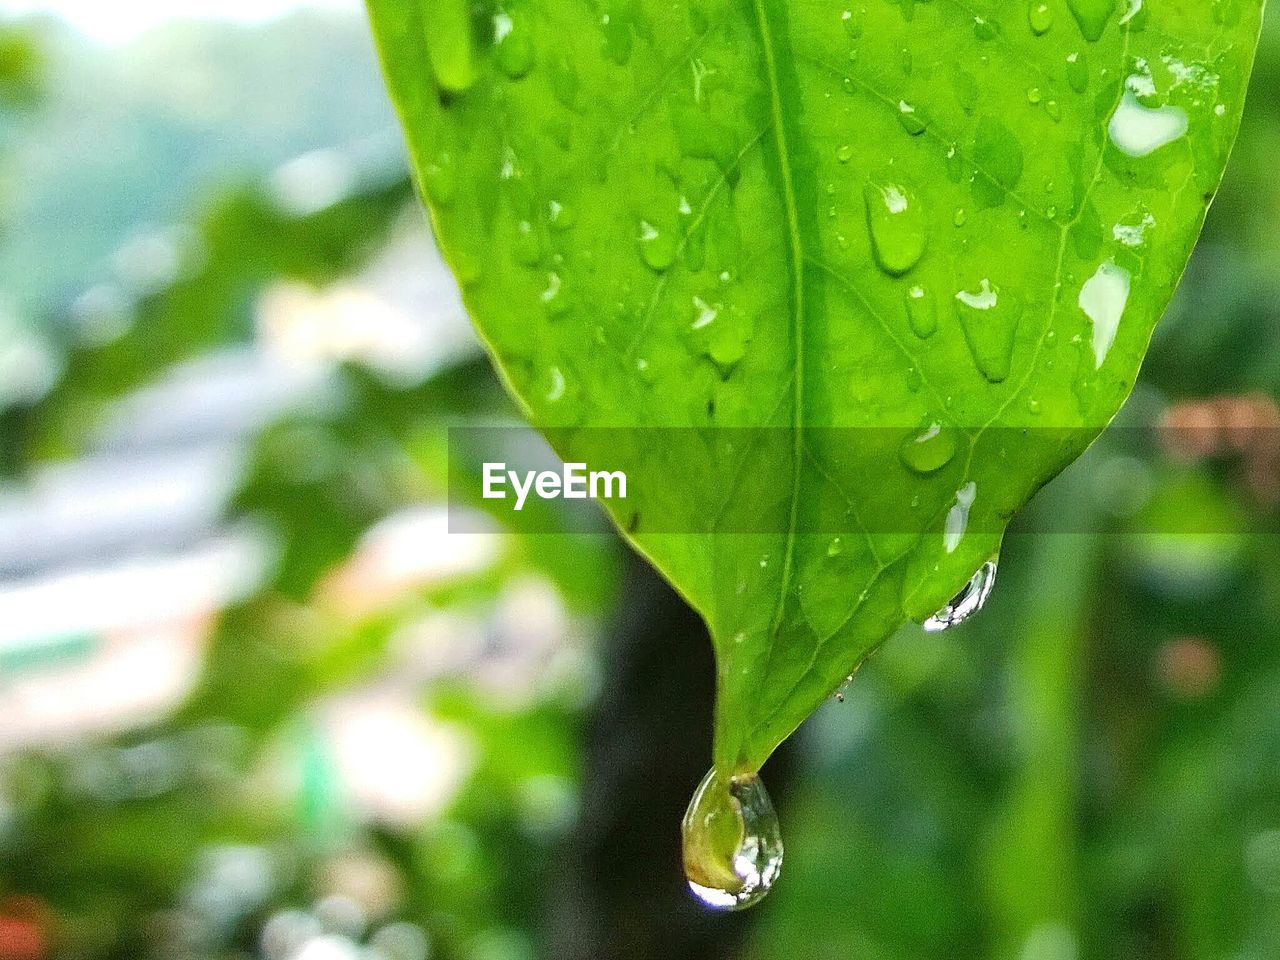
[0,3,1279,959]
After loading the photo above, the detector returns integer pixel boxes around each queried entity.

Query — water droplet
[423,0,476,91]
[905,285,937,338]
[973,16,998,41]
[953,208,967,227]
[901,422,957,474]
[548,199,576,230]
[827,536,844,557]
[954,279,1019,382]
[944,145,965,183]
[1066,52,1089,93]
[1079,259,1131,368]
[601,11,634,64]
[1028,1,1053,34]
[1113,211,1155,247]
[943,482,978,553]
[422,151,457,205]
[541,272,562,304]
[550,55,579,106]
[513,219,541,265]
[1027,86,1043,104]
[1108,88,1189,157]
[542,365,567,403]
[494,10,535,78]
[1119,0,1145,28]
[638,220,677,271]
[1065,0,1115,41]
[896,100,927,135]
[923,559,997,630]
[691,295,719,330]
[683,769,783,911]
[836,143,854,163]
[863,181,926,276]
[1045,99,1061,122]
[841,7,864,38]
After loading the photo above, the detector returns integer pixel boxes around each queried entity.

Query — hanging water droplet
[863,181,926,276]
[923,559,997,631]
[638,220,677,271]
[683,769,783,911]
[1028,1,1053,34]
[905,285,937,338]
[900,422,957,474]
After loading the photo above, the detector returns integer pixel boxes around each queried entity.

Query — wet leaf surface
[367,0,1263,772]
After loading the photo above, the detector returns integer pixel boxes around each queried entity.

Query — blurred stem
[985,478,1101,958]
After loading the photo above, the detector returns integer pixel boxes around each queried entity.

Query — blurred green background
[0,4,1279,960]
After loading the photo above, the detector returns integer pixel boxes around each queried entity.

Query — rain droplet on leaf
[1079,258,1131,368]
[943,482,978,553]
[954,279,1020,382]
[863,181,927,276]
[1028,1,1054,34]
[1108,90,1189,157]
[900,422,958,474]
[905,285,937,337]
[638,219,678,271]
[423,0,476,91]
[897,100,927,135]
[1066,0,1116,41]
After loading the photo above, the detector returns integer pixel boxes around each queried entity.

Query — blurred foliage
[2,8,1280,960]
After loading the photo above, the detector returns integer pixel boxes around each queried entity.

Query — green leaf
[366,0,1263,773]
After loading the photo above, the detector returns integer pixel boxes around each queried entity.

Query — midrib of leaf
[749,0,804,654]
